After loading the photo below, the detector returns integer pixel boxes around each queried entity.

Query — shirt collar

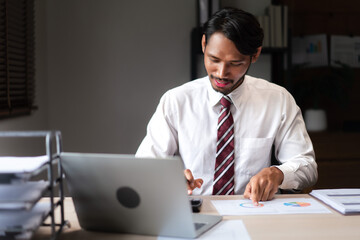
[207,76,223,107]
[207,75,247,110]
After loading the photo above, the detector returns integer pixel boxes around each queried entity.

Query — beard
[210,60,252,95]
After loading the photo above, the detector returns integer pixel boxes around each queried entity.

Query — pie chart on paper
[283,202,311,207]
[239,203,264,208]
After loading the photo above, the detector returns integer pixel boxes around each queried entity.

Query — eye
[210,58,220,63]
[230,62,243,66]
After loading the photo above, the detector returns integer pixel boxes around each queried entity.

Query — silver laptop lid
[60,152,221,238]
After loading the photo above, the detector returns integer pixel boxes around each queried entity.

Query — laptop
[60,152,222,238]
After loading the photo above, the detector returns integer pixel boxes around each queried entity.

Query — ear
[201,34,206,53]
[251,47,262,63]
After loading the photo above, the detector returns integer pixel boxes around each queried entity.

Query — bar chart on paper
[211,198,331,215]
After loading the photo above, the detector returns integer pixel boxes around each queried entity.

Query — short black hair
[203,7,264,56]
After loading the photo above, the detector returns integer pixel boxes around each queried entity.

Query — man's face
[202,32,261,95]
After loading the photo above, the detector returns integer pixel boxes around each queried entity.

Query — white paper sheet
[330,35,360,67]
[310,189,360,214]
[292,34,328,67]
[0,156,49,173]
[0,181,49,210]
[0,202,50,232]
[211,198,331,215]
[158,220,250,240]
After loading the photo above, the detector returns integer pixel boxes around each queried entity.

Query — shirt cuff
[273,165,299,190]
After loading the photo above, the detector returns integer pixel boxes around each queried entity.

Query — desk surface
[34,194,360,240]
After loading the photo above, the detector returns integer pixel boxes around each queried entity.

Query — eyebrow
[207,53,247,63]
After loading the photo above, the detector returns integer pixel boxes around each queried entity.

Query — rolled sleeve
[274,92,318,190]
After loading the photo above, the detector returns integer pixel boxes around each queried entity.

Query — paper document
[0,181,49,210]
[292,34,328,67]
[0,202,50,233]
[0,230,33,240]
[330,35,360,67]
[158,220,250,240]
[212,197,331,215]
[0,155,49,174]
[310,189,360,214]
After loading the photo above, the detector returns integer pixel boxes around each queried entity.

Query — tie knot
[220,96,232,108]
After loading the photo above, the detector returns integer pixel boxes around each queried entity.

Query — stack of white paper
[0,156,49,182]
[0,155,52,239]
[0,156,49,174]
[0,181,49,210]
[310,189,360,215]
[0,202,50,239]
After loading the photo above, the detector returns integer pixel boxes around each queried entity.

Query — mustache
[211,75,233,82]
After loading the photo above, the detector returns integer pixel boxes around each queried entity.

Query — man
[136,8,317,205]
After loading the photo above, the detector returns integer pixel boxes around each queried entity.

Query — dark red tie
[212,96,235,195]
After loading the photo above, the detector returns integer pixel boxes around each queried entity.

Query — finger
[266,184,279,201]
[184,169,195,189]
[261,181,279,201]
[260,187,271,201]
[250,183,261,206]
[184,169,194,181]
[251,195,260,206]
[258,181,272,201]
[195,178,204,188]
[243,183,251,199]
[267,186,278,200]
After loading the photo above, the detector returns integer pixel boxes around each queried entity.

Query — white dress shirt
[136,75,318,195]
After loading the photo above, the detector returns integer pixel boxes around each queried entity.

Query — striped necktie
[212,96,235,195]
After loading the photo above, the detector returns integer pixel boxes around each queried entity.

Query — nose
[217,62,229,79]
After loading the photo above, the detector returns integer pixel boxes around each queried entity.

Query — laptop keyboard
[194,222,206,230]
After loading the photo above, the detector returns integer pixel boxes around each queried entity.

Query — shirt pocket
[236,137,274,176]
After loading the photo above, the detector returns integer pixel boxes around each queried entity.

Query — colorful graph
[306,41,322,53]
[239,203,264,208]
[283,202,311,207]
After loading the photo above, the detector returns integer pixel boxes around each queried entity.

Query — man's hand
[184,169,203,195]
[243,167,284,206]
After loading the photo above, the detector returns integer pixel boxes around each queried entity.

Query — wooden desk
[34,195,360,240]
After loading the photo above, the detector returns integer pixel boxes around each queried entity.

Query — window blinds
[0,0,36,118]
